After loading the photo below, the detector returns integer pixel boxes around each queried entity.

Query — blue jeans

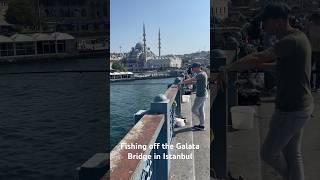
[261,108,312,180]
[192,96,207,126]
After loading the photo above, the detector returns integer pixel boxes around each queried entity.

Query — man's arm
[225,48,277,72]
[181,77,196,84]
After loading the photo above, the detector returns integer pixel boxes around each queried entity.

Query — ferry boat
[110,71,134,82]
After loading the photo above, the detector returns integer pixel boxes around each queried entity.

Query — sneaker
[192,125,205,131]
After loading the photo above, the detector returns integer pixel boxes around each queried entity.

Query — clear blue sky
[110,0,210,55]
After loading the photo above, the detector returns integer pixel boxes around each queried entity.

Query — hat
[191,62,201,68]
[256,2,291,22]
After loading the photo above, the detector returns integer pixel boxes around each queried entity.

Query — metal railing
[78,77,183,180]
[210,50,277,179]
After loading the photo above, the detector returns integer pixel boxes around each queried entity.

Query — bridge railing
[78,77,184,180]
[211,49,277,179]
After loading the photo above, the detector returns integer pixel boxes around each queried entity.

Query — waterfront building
[0,0,8,20]
[212,0,229,20]
[231,0,258,7]
[0,0,11,34]
[41,0,108,51]
[110,53,126,61]
[41,0,107,33]
[0,32,76,59]
[238,0,320,12]
[190,57,209,67]
[110,53,126,69]
[145,56,182,69]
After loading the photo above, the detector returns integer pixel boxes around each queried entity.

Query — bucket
[182,95,190,103]
[230,106,256,129]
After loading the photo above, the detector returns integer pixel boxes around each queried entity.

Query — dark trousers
[311,52,320,89]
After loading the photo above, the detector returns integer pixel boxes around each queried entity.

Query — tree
[112,61,126,72]
[5,0,47,31]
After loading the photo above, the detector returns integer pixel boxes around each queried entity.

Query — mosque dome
[135,42,144,51]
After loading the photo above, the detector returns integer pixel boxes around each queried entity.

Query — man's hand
[225,48,277,72]
[181,77,196,85]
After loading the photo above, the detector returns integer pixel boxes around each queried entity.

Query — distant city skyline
[110,0,209,55]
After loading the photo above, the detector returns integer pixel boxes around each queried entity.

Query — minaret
[158,28,161,57]
[143,23,147,61]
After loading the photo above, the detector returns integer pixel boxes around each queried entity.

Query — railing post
[173,77,183,117]
[228,49,239,126]
[133,109,148,124]
[78,153,109,180]
[211,50,228,178]
[149,94,170,180]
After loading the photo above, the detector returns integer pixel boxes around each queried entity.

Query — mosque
[123,24,181,72]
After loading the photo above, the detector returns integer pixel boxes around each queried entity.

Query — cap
[191,62,201,68]
[256,2,291,22]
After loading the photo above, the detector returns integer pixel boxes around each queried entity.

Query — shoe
[192,125,205,131]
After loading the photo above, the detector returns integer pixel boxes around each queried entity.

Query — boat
[110,71,134,82]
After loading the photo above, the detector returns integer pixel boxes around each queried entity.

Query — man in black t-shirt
[224,3,313,180]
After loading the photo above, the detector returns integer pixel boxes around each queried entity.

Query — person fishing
[181,62,208,131]
[223,3,313,180]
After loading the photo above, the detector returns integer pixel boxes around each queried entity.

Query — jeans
[261,108,312,180]
[192,96,207,126]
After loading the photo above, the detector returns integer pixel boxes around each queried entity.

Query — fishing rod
[0,70,110,75]
[111,83,171,85]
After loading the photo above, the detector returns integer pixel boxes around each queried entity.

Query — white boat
[110,71,134,82]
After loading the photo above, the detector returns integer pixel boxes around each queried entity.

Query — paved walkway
[170,94,210,180]
[227,93,320,180]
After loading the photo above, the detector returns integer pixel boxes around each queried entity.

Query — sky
[110,0,210,55]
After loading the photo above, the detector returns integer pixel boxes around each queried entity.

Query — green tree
[5,0,47,31]
[112,61,126,72]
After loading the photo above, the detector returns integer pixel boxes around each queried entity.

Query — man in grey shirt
[224,3,313,180]
[181,62,208,131]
